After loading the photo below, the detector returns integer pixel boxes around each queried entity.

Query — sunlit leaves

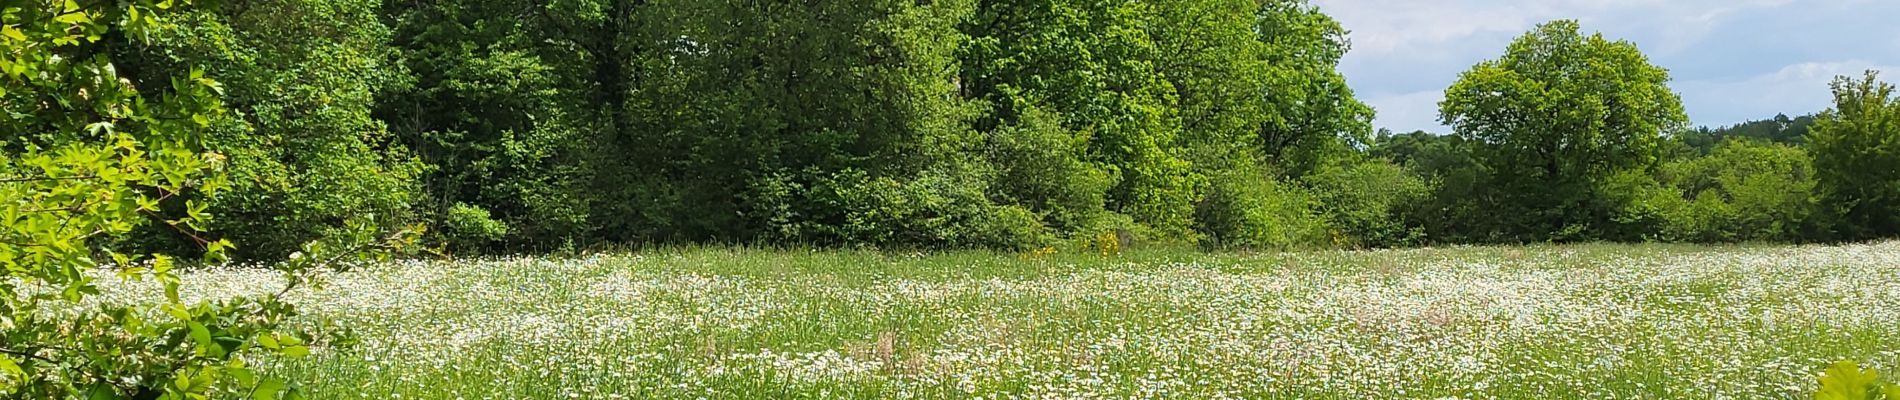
[1437,20,1688,241]
[1809,72,1900,240]
[0,0,414,398]
[1815,361,1900,400]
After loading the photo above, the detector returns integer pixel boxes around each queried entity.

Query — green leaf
[85,384,117,400]
[54,11,91,25]
[229,367,257,387]
[86,122,114,135]
[252,378,287,400]
[0,27,23,42]
[282,345,309,358]
[1816,361,1889,400]
[187,322,221,356]
[173,371,192,392]
[0,354,22,377]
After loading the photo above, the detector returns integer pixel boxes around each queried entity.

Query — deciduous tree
[1440,20,1687,241]
[1809,71,1900,240]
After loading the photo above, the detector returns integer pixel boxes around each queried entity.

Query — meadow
[90,242,1900,399]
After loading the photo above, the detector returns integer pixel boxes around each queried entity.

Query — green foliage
[1656,140,1818,242]
[1373,130,1479,177]
[1439,20,1688,242]
[1370,130,1492,244]
[117,0,422,261]
[0,1,419,398]
[16,0,1881,258]
[1814,361,1900,400]
[1678,113,1816,155]
[370,0,1378,250]
[794,168,1050,249]
[1809,71,1900,241]
[1303,159,1429,248]
[961,0,1202,239]
[1251,0,1376,176]
[438,203,509,253]
[383,0,599,249]
[958,0,1370,244]
[583,0,1026,247]
[984,104,1118,236]
[1194,166,1327,250]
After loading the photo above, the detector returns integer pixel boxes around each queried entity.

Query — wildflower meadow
[80,242,1900,399]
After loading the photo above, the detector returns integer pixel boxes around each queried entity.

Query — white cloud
[1361,62,1898,131]
[1313,1,1534,54]
[1315,0,1798,55]
[1364,90,1448,133]
[1314,0,1896,132]
[1676,61,1898,126]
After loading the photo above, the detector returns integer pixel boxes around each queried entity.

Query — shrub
[439,203,511,254]
[1593,168,1680,241]
[1195,166,1327,250]
[986,104,1118,236]
[120,0,422,261]
[1656,140,1818,242]
[1303,159,1430,248]
[0,3,419,398]
[797,169,1051,250]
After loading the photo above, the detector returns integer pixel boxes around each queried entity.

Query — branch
[135,190,214,250]
[0,237,45,248]
[2,342,135,395]
[0,346,60,364]
[0,175,100,184]
[139,209,213,250]
[271,229,413,299]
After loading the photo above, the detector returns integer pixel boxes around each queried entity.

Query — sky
[1310,0,1900,133]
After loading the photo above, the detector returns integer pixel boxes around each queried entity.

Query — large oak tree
[1439,20,1687,241]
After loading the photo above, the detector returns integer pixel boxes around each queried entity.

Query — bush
[439,203,511,254]
[1194,166,1327,250]
[794,168,1051,250]
[974,205,1059,251]
[986,104,1118,235]
[1595,140,1821,243]
[1593,168,1680,241]
[1303,159,1430,248]
[0,3,420,398]
[122,0,422,261]
[1655,140,1818,242]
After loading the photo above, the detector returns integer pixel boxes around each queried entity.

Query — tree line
[62,0,1383,258]
[1374,21,1899,245]
[14,1,1900,263]
[6,0,1900,397]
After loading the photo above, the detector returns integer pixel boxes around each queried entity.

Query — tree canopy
[1810,71,1900,240]
[1440,20,1688,241]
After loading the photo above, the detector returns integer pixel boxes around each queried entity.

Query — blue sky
[1312,0,1900,133]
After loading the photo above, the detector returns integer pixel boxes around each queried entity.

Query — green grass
[121,242,1900,399]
